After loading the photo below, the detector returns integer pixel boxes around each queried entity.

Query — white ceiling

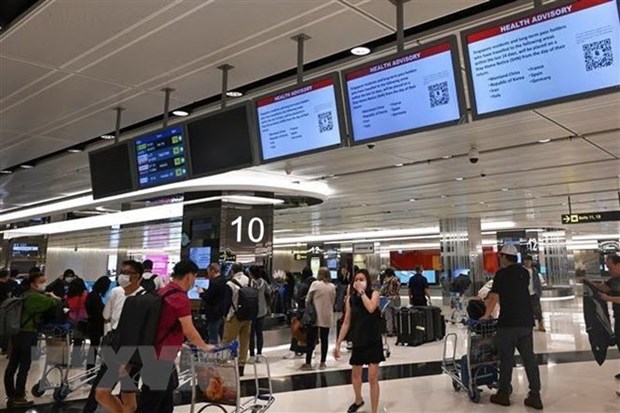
[0,0,619,240]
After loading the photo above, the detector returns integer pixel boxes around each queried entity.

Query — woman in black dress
[85,276,111,370]
[335,269,384,413]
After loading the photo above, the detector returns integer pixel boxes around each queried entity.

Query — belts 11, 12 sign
[561,211,620,224]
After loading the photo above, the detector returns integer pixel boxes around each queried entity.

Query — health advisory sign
[344,37,466,144]
[256,74,345,162]
[463,0,620,119]
[135,125,189,188]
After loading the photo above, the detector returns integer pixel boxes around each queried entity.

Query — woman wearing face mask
[4,270,60,408]
[334,269,384,413]
[46,268,78,300]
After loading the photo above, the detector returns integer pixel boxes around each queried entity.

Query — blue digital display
[135,125,188,188]
[188,279,210,299]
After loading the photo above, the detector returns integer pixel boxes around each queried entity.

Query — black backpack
[140,274,158,293]
[232,280,259,321]
[115,289,182,365]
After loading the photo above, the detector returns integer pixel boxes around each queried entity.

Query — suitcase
[396,307,425,346]
[412,306,444,342]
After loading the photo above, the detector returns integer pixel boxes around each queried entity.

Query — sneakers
[10,397,34,407]
[319,362,327,370]
[299,363,313,371]
[490,392,511,407]
[524,392,544,410]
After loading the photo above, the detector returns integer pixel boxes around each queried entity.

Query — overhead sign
[462,0,620,119]
[135,125,189,188]
[561,211,620,224]
[353,242,375,254]
[343,36,466,144]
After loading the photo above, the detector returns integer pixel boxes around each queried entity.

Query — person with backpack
[248,266,271,363]
[93,260,145,413]
[222,263,256,376]
[138,260,216,412]
[140,259,163,292]
[3,270,60,408]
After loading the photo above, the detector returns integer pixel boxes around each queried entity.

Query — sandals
[347,401,365,413]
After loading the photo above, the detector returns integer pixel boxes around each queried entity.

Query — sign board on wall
[561,210,620,224]
[353,242,375,254]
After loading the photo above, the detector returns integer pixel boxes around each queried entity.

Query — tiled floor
[1,297,618,412]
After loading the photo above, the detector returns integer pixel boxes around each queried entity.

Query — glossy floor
[0,297,617,412]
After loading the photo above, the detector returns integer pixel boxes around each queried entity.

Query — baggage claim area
[0,0,619,412]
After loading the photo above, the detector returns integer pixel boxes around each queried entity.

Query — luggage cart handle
[185,340,239,358]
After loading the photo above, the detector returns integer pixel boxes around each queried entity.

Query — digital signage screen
[189,246,212,270]
[134,125,189,188]
[255,74,345,162]
[187,103,256,178]
[462,0,620,119]
[89,141,135,199]
[343,36,466,144]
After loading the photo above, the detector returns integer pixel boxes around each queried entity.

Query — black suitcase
[396,307,425,346]
[412,306,444,342]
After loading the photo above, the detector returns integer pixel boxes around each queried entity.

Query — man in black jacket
[200,263,227,344]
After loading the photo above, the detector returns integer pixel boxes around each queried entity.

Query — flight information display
[256,74,344,162]
[463,0,620,119]
[344,37,465,144]
[135,125,189,188]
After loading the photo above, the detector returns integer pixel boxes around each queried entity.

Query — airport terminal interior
[0,0,619,412]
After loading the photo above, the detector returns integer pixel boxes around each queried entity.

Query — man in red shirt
[138,260,215,413]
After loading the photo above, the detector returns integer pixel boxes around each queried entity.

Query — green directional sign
[561,211,620,225]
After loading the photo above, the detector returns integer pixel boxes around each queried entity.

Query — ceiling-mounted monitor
[462,0,620,120]
[343,36,466,144]
[134,125,189,189]
[89,141,135,200]
[187,103,256,178]
[255,73,346,162]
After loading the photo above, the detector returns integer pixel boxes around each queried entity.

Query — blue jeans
[206,318,223,345]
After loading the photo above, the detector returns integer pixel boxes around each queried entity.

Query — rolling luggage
[396,307,425,346]
[412,306,445,342]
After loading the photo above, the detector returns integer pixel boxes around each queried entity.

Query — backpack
[115,288,182,365]
[231,280,259,321]
[0,297,25,336]
[140,274,158,293]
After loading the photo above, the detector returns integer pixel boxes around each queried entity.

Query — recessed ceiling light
[442,155,452,159]
[20,164,34,169]
[100,135,115,140]
[351,46,371,56]
[394,163,404,167]
[172,110,189,117]
[67,148,83,153]
[0,170,12,174]
[226,91,244,98]
[440,195,447,199]
[479,201,485,205]
[456,177,464,181]
[538,139,551,143]
[409,198,416,202]
[501,188,509,192]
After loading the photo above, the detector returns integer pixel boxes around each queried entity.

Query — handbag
[301,301,317,327]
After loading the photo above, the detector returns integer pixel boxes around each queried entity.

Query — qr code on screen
[318,111,334,133]
[583,38,613,71]
[428,81,449,108]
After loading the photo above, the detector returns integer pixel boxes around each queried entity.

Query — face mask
[35,283,47,292]
[118,274,131,288]
[65,277,75,284]
[357,281,367,291]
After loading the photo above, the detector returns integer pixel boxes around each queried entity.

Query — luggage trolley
[184,341,275,413]
[31,324,100,402]
[379,296,392,358]
[441,319,499,403]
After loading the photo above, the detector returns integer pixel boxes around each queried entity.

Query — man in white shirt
[222,263,251,375]
[523,255,545,332]
[92,260,144,413]
[141,259,164,292]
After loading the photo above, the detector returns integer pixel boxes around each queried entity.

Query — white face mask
[118,274,131,288]
[35,283,47,292]
[357,280,367,291]
[65,277,75,284]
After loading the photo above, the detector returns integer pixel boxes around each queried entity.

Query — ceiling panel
[535,93,620,134]
[0,57,52,99]
[0,136,69,170]
[587,131,620,158]
[0,0,172,67]
[0,75,127,134]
